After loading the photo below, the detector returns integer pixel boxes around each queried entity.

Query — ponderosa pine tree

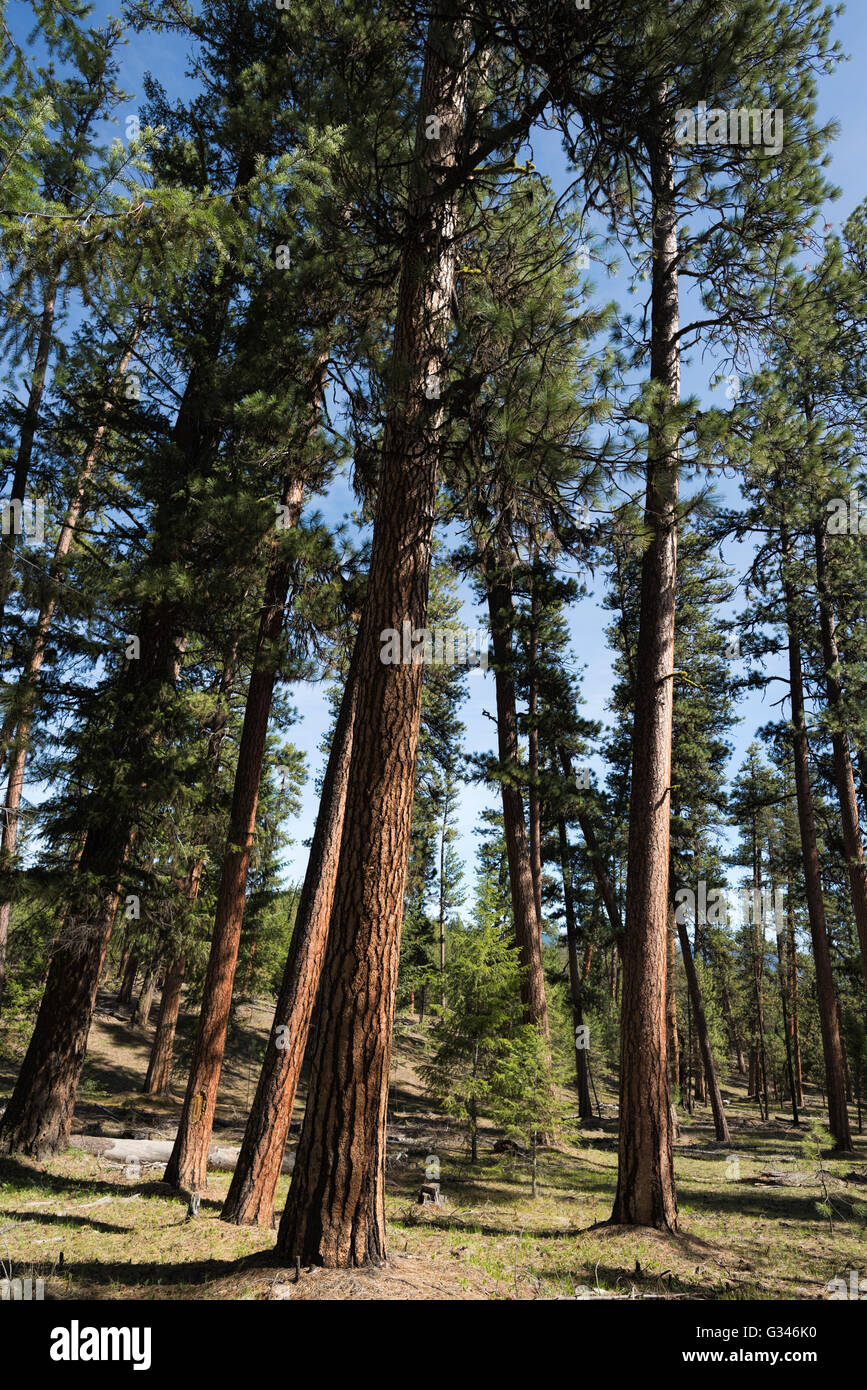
[275,5,478,1267]
[541,0,840,1228]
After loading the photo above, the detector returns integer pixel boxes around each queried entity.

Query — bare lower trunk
[557,815,592,1118]
[751,824,769,1122]
[0,843,131,1154]
[222,652,358,1226]
[675,917,729,1143]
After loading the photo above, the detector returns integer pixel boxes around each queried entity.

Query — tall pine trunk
[275,11,472,1267]
[814,521,867,992]
[610,113,678,1231]
[782,526,852,1150]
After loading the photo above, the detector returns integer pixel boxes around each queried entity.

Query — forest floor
[1,991,866,1300]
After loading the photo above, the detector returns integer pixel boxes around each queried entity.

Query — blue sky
[9,1,867,905]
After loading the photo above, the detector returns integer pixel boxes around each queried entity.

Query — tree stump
[417,1181,442,1206]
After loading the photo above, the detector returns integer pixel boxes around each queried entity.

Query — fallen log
[69,1135,294,1173]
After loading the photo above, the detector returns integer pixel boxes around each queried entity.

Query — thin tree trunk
[558,746,624,950]
[721,980,746,1076]
[557,815,592,1118]
[767,840,799,1125]
[131,958,158,1030]
[144,953,186,1096]
[164,472,308,1191]
[814,521,867,992]
[786,864,805,1109]
[485,554,549,1036]
[675,916,730,1142]
[0,270,60,636]
[118,950,140,1006]
[527,567,542,923]
[143,638,241,1097]
[437,791,449,1010]
[750,822,770,1122]
[610,111,679,1231]
[275,12,472,1267]
[782,526,852,1151]
[666,909,679,1099]
[222,650,358,1227]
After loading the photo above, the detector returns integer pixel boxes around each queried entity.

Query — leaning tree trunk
[675,913,730,1143]
[0,215,249,1156]
[814,521,867,992]
[610,113,679,1231]
[485,553,549,1037]
[0,594,187,1156]
[0,325,143,1010]
[164,475,308,1192]
[782,527,852,1151]
[221,649,359,1226]
[275,12,471,1269]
